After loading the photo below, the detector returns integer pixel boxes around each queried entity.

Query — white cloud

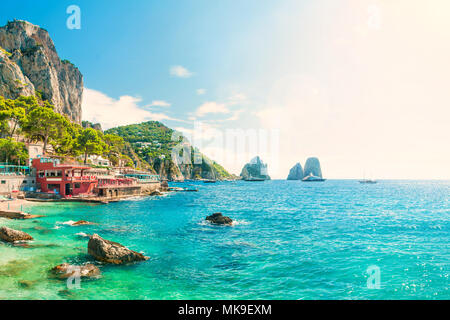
[82,88,173,130]
[195,102,229,117]
[196,88,206,95]
[228,93,247,105]
[147,100,171,107]
[170,65,193,78]
[226,109,245,121]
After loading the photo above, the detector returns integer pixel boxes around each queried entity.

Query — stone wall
[0,175,36,194]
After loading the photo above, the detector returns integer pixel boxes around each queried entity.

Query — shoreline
[0,198,41,213]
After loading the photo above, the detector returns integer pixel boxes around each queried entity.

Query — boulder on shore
[150,190,163,196]
[287,163,304,180]
[51,263,100,279]
[206,213,233,226]
[87,234,149,264]
[0,226,33,242]
[0,210,44,220]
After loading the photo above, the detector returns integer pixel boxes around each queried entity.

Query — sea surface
[0,180,448,300]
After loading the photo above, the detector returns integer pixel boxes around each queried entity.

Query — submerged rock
[287,163,304,180]
[17,279,38,289]
[87,234,149,264]
[303,157,323,179]
[0,226,33,242]
[72,220,96,226]
[51,263,100,279]
[240,156,271,180]
[206,213,233,226]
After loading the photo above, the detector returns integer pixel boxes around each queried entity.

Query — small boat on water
[168,187,198,192]
[244,177,266,182]
[302,173,326,182]
[359,179,377,184]
[359,171,377,184]
[203,180,217,183]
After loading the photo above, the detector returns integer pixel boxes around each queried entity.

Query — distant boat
[359,179,377,184]
[359,171,377,184]
[302,173,326,182]
[244,177,266,182]
[203,180,217,183]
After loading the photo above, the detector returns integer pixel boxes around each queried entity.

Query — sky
[1,0,449,179]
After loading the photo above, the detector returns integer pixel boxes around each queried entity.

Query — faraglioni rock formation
[287,163,304,180]
[0,20,83,123]
[240,156,271,180]
[88,234,149,264]
[303,157,323,179]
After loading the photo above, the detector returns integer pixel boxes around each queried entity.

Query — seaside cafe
[32,158,98,198]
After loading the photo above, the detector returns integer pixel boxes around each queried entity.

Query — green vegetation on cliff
[106,121,233,180]
[0,95,130,166]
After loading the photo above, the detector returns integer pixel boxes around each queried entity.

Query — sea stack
[240,156,271,180]
[303,157,323,179]
[287,163,304,180]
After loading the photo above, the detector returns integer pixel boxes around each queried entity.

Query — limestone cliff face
[0,20,83,123]
[153,158,184,181]
[287,163,304,180]
[303,157,323,178]
[240,156,271,180]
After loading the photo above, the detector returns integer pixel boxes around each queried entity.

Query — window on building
[1,180,5,184]
[75,183,81,189]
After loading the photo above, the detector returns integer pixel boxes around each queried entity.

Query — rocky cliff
[0,20,83,123]
[287,163,304,180]
[240,156,271,180]
[303,157,323,178]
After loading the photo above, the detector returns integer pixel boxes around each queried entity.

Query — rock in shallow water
[87,234,149,264]
[206,213,233,226]
[0,226,33,242]
[51,263,100,279]
[72,220,96,226]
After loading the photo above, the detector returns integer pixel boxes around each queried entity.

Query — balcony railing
[66,176,97,182]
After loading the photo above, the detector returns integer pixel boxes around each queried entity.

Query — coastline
[0,198,40,213]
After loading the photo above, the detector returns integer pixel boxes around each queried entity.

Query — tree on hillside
[0,138,28,165]
[74,128,107,164]
[22,106,71,152]
[104,134,124,152]
[0,96,26,138]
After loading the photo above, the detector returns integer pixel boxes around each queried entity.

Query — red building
[32,158,98,198]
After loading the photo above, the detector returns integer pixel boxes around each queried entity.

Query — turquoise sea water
[0,180,448,300]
